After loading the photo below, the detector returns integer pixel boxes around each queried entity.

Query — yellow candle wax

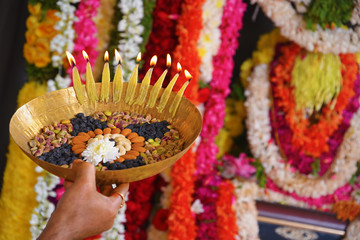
[135,55,157,105]
[100,51,110,103]
[157,62,182,113]
[146,69,168,108]
[66,51,84,105]
[83,51,98,105]
[147,53,171,108]
[113,49,123,103]
[125,52,141,105]
[169,70,192,116]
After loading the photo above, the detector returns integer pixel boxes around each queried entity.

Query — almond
[72,136,88,145]
[87,131,95,138]
[72,145,86,154]
[120,128,131,137]
[122,154,137,160]
[132,146,146,152]
[78,132,90,141]
[115,157,125,162]
[127,150,139,156]
[132,142,145,147]
[111,128,121,134]
[103,128,111,134]
[131,136,145,143]
[94,129,103,135]
[127,132,138,140]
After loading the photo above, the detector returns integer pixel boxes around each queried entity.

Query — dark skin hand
[38,160,129,240]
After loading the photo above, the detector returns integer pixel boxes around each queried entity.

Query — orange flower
[23,43,36,64]
[26,15,39,30]
[34,52,51,68]
[25,30,37,45]
[333,200,360,221]
[28,3,41,17]
[45,10,60,23]
[36,21,57,39]
[35,38,50,53]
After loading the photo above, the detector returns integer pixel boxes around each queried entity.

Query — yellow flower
[226,115,244,137]
[25,30,37,45]
[45,9,60,23]
[23,43,36,64]
[35,37,50,53]
[26,15,39,30]
[34,51,51,68]
[35,21,57,39]
[215,129,233,159]
[28,3,41,17]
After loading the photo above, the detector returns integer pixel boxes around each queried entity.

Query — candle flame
[177,62,182,73]
[82,50,89,61]
[166,54,171,67]
[150,55,157,67]
[136,52,141,63]
[104,51,109,62]
[66,51,76,67]
[114,49,122,64]
[184,70,192,81]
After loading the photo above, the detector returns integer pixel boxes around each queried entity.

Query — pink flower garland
[194,0,246,238]
[67,0,100,83]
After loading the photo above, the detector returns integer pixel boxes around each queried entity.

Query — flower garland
[197,0,225,85]
[92,0,117,80]
[270,43,358,158]
[0,81,47,239]
[124,176,157,240]
[253,0,360,54]
[139,0,182,85]
[344,217,360,240]
[66,0,100,83]
[194,0,246,238]
[232,179,259,240]
[216,180,237,240]
[245,63,360,198]
[116,0,144,81]
[30,167,60,239]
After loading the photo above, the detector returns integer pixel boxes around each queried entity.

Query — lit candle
[169,70,192,117]
[135,55,157,105]
[147,54,171,108]
[66,51,85,104]
[125,52,141,105]
[82,50,98,105]
[157,62,182,113]
[99,51,110,102]
[113,49,123,103]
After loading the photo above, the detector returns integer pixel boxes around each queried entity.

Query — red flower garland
[216,180,237,240]
[140,0,182,86]
[125,176,157,240]
[270,43,357,157]
[170,0,206,104]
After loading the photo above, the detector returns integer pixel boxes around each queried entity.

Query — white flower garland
[197,0,225,84]
[47,0,79,92]
[30,167,60,239]
[100,194,128,240]
[232,179,259,240]
[344,217,360,240]
[117,0,144,81]
[245,64,360,198]
[252,0,360,54]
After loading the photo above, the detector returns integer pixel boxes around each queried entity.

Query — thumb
[72,159,96,190]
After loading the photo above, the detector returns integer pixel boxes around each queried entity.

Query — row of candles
[65,50,192,116]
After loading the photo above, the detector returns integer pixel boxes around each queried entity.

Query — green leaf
[311,158,320,177]
[251,159,267,188]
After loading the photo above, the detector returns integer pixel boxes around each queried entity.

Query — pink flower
[222,153,256,179]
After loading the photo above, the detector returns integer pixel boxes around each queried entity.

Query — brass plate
[9,83,202,184]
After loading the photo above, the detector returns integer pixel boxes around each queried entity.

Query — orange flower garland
[333,200,360,221]
[270,43,358,157]
[168,0,205,239]
[216,180,238,240]
[170,0,206,104]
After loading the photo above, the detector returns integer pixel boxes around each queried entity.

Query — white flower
[82,138,120,165]
[191,199,205,214]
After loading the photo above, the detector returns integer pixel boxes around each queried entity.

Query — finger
[109,183,129,208]
[100,185,113,196]
[72,159,96,190]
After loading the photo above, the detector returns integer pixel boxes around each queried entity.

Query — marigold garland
[216,180,237,240]
[0,81,47,240]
